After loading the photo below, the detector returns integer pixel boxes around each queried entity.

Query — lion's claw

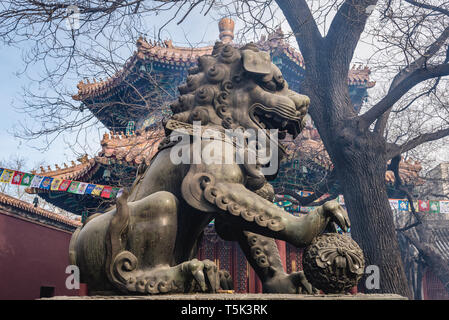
[323,201,351,233]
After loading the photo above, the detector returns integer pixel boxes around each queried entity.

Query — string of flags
[0,167,124,200]
[276,193,449,214]
[2,166,448,214]
[387,198,449,214]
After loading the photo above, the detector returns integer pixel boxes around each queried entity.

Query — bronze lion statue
[69,42,351,295]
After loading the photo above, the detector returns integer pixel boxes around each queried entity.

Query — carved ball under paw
[302,233,365,294]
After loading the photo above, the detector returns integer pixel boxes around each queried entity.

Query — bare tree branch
[373,25,449,134]
[388,127,449,159]
[361,62,449,127]
[325,0,378,73]
[275,0,323,63]
[404,0,449,17]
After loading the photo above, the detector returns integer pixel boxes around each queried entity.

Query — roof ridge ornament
[218,17,234,44]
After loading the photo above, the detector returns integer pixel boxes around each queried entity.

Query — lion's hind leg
[105,190,180,293]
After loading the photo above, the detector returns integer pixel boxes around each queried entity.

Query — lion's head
[169,42,310,142]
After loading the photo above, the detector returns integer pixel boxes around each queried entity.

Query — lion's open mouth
[249,103,302,140]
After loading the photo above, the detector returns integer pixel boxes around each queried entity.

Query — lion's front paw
[262,271,318,294]
[181,258,220,293]
[218,269,234,291]
[322,200,351,233]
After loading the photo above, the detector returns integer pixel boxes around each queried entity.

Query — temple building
[25,18,438,295]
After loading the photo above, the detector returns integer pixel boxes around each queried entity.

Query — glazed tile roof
[0,192,81,228]
[31,155,99,181]
[73,22,375,102]
[348,64,376,88]
[255,30,305,69]
[386,158,423,185]
[98,128,165,166]
[73,38,214,101]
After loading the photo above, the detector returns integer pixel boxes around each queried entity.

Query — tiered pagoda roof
[99,128,164,166]
[29,155,101,183]
[29,18,419,214]
[73,19,376,132]
[73,39,214,102]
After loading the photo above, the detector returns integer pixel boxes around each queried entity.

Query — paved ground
[44,293,407,300]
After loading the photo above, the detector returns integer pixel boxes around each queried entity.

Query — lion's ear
[241,50,272,75]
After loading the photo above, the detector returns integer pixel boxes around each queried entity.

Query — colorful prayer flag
[109,187,121,199]
[0,168,3,177]
[20,173,34,186]
[91,185,104,196]
[418,200,430,212]
[30,175,44,188]
[77,182,88,195]
[58,180,72,191]
[50,178,63,191]
[429,201,440,213]
[101,186,113,198]
[68,181,80,194]
[85,184,96,195]
[440,201,449,214]
[11,171,25,185]
[39,177,53,190]
[389,199,399,210]
[0,169,15,183]
[398,200,409,211]
[411,200,419,212]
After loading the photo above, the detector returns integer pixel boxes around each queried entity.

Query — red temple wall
[422,269,449,300]
[0,211,79,299]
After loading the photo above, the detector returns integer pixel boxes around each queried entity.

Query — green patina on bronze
[69,42,363,295]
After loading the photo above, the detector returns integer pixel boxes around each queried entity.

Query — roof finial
[218,17,235,44]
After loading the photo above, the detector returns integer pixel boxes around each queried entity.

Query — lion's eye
[261,80,277,92]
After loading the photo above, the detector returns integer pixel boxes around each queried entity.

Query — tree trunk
[274,0,413,296]
[291,39,414,297]
[336,152,413,299]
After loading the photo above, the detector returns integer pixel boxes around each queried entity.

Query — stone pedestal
[44,293,407,300]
